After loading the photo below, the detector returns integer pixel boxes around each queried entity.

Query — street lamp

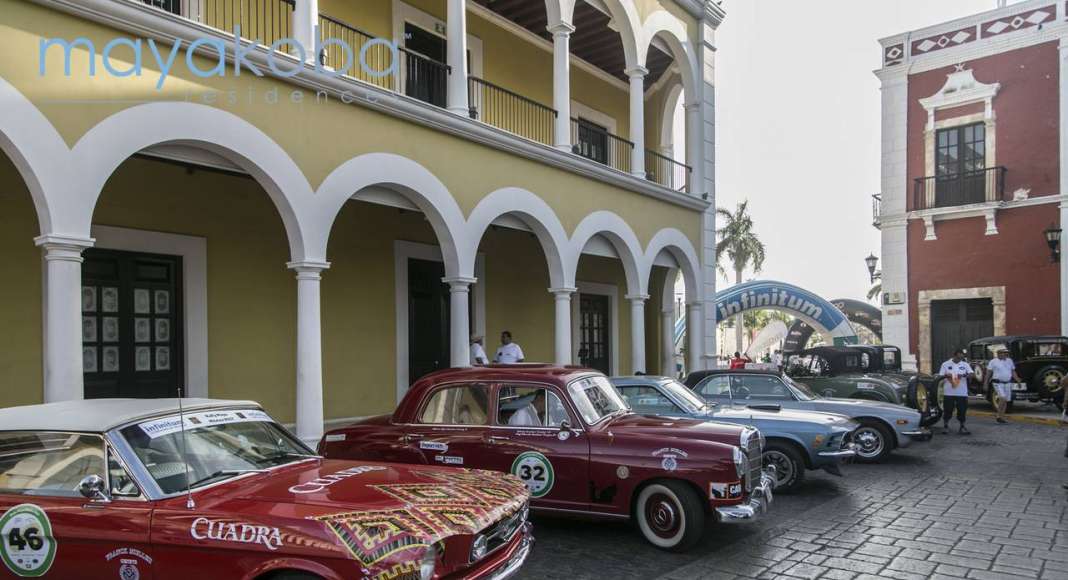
[1044,223,1062,262]
[865,254,882,283]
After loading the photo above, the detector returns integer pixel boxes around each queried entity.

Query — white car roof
[0,398,262,433]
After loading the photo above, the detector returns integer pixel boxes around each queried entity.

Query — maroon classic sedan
[319,365,775,551]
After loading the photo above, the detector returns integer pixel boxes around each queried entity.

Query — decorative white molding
[89,225,209,399]
[916,286,1006,373]
[910,194,1067,240]
[919,67,1000,129]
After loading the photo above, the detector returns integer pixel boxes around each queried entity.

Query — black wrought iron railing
[913,166,1006,210]
[645,149,692,193]
[570,118,633,174]
[468,77,557,146]
[401,49,450,108]
[140,0,295,47]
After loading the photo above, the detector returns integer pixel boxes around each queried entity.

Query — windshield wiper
[257,451,321,466]
[188,469,268,489]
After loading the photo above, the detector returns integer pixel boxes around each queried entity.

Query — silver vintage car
[685,369,929,463]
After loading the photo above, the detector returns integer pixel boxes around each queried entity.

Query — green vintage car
[786,346,939,428]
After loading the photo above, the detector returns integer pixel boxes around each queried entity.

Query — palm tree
[716,201,766,353]
[867,282,882,302]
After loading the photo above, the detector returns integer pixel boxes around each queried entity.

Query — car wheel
[634,480,705,552]
[1034,365,1066,406]
[853,420,892,463]
[763,441,805,492]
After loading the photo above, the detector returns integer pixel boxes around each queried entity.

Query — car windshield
[658,380,709,413]
[567,376,629,425]
[781,374,818,401]
[119,408,315,494]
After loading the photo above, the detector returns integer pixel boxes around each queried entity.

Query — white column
[686,302,703,373]
[549,22,575,151]
[288,260,329,446]
[627,294,648,374]
[685,102,703,194]
[550,287,576,365]
[661,307,675,377]
[626,66,648,178]
[1059,39,1068,334]
[446,0,470,115]
[35,235,94,403]
[293,0,319,62]
[445,277,476,367]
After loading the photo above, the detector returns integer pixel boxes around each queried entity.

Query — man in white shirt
[939,350,974,435]
[985,348,1021,424]
[508,392,544,426]
[470,335,488,366]
[495,331,525,364]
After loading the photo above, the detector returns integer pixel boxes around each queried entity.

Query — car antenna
[177,386,196,510]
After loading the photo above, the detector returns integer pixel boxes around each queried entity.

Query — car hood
[606,412,746,445]
[223,460,528,571]
[808,397,917,417]
[703,406,855,428]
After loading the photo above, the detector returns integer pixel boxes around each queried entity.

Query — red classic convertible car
[319,365,775,551]
[0,398,531,580]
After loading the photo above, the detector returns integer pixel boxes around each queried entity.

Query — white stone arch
[314,153,467,278]
[0,77,72,235]
[658,80,685,156]
[559,0,642,70]
[639,12,699,103]
[642,227,700,299]
[569,211,645,296]
[70,102,316,261]
[464,187,571,289]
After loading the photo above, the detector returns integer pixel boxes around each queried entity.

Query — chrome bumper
[714,468,775,523]
[902,428,930,438]
[818,443,858,459]
[485,524,534,580]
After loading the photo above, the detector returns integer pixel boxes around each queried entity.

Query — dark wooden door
[403,23,447,108]
[578,294,610,374]
[931,298,993,368]
[82,248,183,399]
[408,258,450,385]
[575,118,609,165]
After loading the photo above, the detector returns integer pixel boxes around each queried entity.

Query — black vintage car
[968,336,1067,409]
[785,346,940,428]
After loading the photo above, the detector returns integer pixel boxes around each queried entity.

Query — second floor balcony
[134,0,699,196]
[912,166,1007,211]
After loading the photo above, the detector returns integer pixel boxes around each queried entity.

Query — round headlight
[469,534,488,563]
[420,546,436,580]
[731,446,748,478]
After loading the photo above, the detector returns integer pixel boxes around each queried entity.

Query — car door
[616,384,686,419]
[0,432,153,580]
[405,382,493,469]
[692,374,735,407]
[733,374,801,411]
[479,383,590,512]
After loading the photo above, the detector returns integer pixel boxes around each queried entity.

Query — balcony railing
[468,77,556,146]
[872,194,882,228]
[570,118,633,174]
[913,166,1007,211]
[140,0,294,47]
[645,150,692,193]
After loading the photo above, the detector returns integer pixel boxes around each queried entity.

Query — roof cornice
[675,0,726,26]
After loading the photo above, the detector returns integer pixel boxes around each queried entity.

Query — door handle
[487,436,510,444]
[405,434,424,443]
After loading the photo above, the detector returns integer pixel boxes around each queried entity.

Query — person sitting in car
[507,392,545,426]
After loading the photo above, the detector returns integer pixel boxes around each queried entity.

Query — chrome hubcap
[855,428,884,458]
[765,451,794,486]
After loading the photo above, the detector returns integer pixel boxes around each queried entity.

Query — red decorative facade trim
[911,26,977,56]
[884,43,905,66]
[981,5,1055,37]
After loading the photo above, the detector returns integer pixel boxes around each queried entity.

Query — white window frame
[392,0,484,78]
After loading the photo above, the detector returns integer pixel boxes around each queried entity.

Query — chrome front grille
[479,503,528,560]
[744,431,762,492]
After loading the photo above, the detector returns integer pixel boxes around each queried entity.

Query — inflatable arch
[715,281,859,347]
[783,298,882,353]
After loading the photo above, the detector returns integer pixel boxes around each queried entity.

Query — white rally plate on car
[510,451,555,498]
[1,504,57,577]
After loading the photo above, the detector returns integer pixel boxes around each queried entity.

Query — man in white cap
[939,349,974,435]
[470,335,488,366]
[985,348,1021,424]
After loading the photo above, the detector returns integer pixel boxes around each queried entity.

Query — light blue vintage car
[610,376,858,492]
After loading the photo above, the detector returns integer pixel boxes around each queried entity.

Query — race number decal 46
[0,504,57,577]
[510,452,554,498]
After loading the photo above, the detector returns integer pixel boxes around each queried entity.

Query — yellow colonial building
[0,0,723,443]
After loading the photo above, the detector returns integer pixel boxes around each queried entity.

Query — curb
[969,409,1065,427]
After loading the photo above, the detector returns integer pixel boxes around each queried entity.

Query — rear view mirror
[78,475,111,503]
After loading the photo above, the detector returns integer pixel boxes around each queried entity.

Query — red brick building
[876,0,1065,372]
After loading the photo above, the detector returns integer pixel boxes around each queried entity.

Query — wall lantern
[1044,223,1062,263]
[864,254,882,283]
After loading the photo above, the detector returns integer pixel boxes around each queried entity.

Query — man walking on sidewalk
[939,350,974,435]
[985,348,1021,424]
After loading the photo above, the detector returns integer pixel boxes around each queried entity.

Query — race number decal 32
[0,504,57,577]
[510,452,555,498]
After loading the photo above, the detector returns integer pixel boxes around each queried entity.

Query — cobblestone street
[517,415,1068,579]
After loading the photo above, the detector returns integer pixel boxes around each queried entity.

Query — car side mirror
[559,419,580,435]
[78,475,111,503]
